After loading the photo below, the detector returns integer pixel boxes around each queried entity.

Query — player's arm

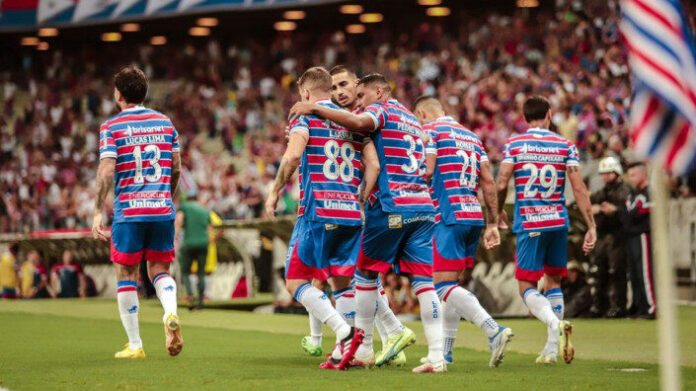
[495,161,514,229]
[568,165,597,255]
[480,161,501,249]
[360,139,380,206]
[171,151,181,199]
[288,103,375,133]
[265,131,309,219]
[92,157,116,241]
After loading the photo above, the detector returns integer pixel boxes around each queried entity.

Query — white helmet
[598,156,623,175]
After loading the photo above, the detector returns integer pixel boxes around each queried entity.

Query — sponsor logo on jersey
[322,200,358,211]
[388,215,403,229]
[128,199,167,208]
[525,212,561,222]
[529,232,541,237]
[403,215,436,224]
[124,124,167,136]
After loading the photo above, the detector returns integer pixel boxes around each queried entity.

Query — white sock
[204,275,213,298]
[294,283,350,341]
[441,301,459,354]
[375,309,388,349]
[412,278,443,363]
[354,271,378,357]
[376,279,404,337]
[117,280,142,350]
[332,287,355,358]
[523,287,560,346]
[545,288,564,320]
[152,273,178,323]
[309,314,323,346]
[437,282,499,338]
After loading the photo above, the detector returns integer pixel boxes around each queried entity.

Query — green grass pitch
[1,299,695,390]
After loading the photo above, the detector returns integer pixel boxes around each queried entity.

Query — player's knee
[432,270,458,285]
[330,276,351,291]
[285,279,304,297]
[543,275,562,290]
[356,268,378,279]
[147,261,170,279]
[115,264,139,281]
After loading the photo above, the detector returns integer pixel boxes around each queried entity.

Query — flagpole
[649,167,682,391]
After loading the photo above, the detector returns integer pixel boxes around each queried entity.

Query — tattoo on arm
[94,158,115,212]
[171,152,181,198]
[568,165,596,228]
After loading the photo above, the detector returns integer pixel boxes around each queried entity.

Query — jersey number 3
[133,145,162,184]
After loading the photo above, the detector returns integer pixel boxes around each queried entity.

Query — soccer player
[289,73,444,373]
[264,67,365,370]
[413,96,513,367]
[495,96,596,365]
[92,65,182,359]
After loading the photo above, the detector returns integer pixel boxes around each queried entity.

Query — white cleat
[488,327,514,368]
[412,359,447,373]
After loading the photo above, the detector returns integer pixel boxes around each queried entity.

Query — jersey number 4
[133,145,162,184]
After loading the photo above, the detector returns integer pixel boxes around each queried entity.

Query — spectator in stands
[20,249,51,298]
[562,260,592,318]
[50,249,86,298]
[176,192,212,310]
[589,157,631,318]
[0,242,19,299]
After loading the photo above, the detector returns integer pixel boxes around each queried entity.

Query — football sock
[376,279,404,337]
[294,283,350,341]
[334,287,356,327]
[309,314,323,346]
[545,288,564,320]
[204,275,213,298]
[441,301,459,354]
[436,282,499,338]
[117,280,142,350]
[412,277,444,363]
[523,287,560,346]
[354,271,379,356]
[152,273,178,323]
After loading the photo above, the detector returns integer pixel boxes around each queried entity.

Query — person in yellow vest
[190,211,223,300]
[20,250,51,298]
[0,243,20,299]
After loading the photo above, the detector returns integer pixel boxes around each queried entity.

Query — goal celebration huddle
[93,64,597,373]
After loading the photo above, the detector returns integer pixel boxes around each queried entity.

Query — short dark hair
[357,73,390,90]
[627,161,647,170]
[114,65,148,104]
[413,95,440,111]
[298,66,332,92]
[523,95,551,122]
[329,65,356,78]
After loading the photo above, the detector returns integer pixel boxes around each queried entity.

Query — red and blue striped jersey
[424,116,487,226]
[99,106,180,224]
[289,100,365,226]
[363,99,435,213]
[502,127,579,233]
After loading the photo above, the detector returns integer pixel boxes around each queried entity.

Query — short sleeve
[363,103,388,131]
[99,122,117,160]
[501,141,514,164]
[289,115,310,135]
[478,140,489,163]
[424,125,437,155]
[172,124,180,153]
[567,142,579,166]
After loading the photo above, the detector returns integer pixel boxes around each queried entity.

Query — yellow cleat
[375,327,416,366]
[164,314,183,356]
[535,353,557,365]
[114,343,146,359]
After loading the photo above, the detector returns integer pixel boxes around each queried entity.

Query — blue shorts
[515,229,568,282]
[285,217,361,281]
[433,223,482,271]
[358,203,435,276]
[111,221,175,266]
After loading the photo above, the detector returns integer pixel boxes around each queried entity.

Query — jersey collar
[121,105,145,113]
[526,127,552,134]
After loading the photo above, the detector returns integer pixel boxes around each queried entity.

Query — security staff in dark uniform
[617,162,656,319]
[588,157,631,318]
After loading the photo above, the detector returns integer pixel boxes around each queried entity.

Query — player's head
[522,95,551,127]
[113,65,148,109]
[412,95,445,125]
[330,65,358,109]
[627,161,648,190]
[297,66,332,102]
[356,73,391,110]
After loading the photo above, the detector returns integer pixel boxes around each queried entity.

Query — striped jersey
[502,127,579,233]
[424,116,486,226]
[289,99,365,226]
[363,99,435,213]
[99,105,180,223]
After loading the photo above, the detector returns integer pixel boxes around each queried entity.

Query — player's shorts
[358,203,435,276]
[285,216,361,281]
[433,223,482,271]
[515,229,568,282]
[111,220,175,266]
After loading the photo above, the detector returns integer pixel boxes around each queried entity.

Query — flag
[620,0,696,175]
[37,0,74,23]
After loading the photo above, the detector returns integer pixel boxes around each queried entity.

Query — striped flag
[620,0,696,175]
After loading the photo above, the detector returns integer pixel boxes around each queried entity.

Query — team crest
[388,215,402,229]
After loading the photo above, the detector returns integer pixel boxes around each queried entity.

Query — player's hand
[498,210,510,230]
[265,192,278,220]
[288,102,315,123]
[92,213,108,241]
[483,224,501,250]
[582,226,597,255]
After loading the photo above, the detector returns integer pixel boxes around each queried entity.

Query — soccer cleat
[350,352,376,369]
[319,355,341,370]
[421,350,451,365]
[114,343,146,359]
[535,353,557,365]
[559,320,574,364]
[386,350,407,367]
[337,327,365,370]
[375,327,416,366]
[164,314,183,357]
[301,336,323,357]
[488,326,514,368]
[412,359,447,373]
